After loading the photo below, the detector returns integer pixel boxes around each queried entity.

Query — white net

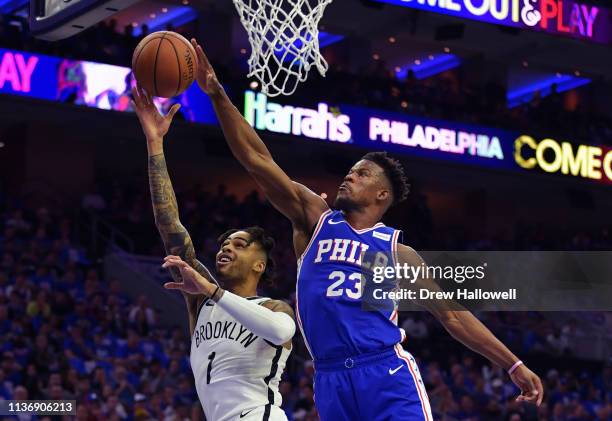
[232,0,333,97]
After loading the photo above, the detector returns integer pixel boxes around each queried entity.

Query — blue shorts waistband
[314,347,397,371]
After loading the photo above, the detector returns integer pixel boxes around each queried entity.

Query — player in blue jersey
[191,39,544,420]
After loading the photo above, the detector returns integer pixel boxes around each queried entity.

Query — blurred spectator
[82,184,108,212]
[129,295,156,335]
[546,328,571,356]
[293,383,316,420]
[401,314,429,340]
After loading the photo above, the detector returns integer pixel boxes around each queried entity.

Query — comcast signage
[374,0,610,45]
[515,136,612,182]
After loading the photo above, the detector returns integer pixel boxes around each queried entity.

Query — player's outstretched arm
[132,86,216,336]
[189,39,327,235]
[397,244,544,406]
[163,256,295,348]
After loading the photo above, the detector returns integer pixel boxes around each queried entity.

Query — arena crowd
[0,180,610,420]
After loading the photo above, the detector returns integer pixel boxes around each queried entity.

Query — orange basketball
[132,31,198,98]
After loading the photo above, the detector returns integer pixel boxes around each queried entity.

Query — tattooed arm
[132,85,217,336]
[148,153,217,335]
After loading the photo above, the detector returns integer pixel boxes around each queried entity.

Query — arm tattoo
[148,153,217,289]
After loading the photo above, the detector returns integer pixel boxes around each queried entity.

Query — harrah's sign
[377,0,609,44]
[243,91,505,163]
[244,91,352,143]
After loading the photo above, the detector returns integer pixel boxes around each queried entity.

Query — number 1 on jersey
[206,352,216,384]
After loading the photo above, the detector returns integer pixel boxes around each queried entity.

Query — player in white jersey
[163,241,293,421]
[132,85,295,421]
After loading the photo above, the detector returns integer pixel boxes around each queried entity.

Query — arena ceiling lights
[395,53,461,80]
[132,6,197,36]
[507,73,591,108]
[0,0,28,14]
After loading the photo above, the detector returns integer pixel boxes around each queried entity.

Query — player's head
[215,226,275,286]
[334,151,409,213]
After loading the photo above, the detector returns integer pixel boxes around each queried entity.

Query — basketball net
[232,0,333,97]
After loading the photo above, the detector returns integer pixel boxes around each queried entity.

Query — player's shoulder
[319,209,341,223]
[396,243,424,265]
[196,295,216,313]
[292,182,330,226]
[259,298,295,319]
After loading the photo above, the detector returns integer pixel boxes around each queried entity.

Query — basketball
[132,31,198,98]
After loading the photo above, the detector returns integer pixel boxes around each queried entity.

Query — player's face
[334,160,388,210]
[215,231,265,281]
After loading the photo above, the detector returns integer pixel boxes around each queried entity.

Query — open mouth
[217,253,233,266]
[339,184,350,192]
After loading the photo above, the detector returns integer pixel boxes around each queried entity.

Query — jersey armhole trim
[195,297,210,321]
[263,338,287,349]
[391,229,401,267]
[298,209,333,263]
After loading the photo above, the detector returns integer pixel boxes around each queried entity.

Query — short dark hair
[217,226,276,286]
[362,151,410,204]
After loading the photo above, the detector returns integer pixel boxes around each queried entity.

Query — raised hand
[131,85,181,147]
[510,364,544,406]
[190,38,223,97]
[162,255,216,296]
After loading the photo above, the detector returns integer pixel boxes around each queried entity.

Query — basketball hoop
[232,0,333,97]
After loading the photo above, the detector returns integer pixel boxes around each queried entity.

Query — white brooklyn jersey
[190,296,290,421]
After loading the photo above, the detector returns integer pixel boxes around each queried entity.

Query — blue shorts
[313,345,433,421]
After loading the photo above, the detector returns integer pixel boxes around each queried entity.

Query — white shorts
[236,405,288,421]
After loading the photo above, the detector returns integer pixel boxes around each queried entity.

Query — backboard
[29,0,139,41]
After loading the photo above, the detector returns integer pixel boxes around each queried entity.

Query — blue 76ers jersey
[296,209,405,360]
